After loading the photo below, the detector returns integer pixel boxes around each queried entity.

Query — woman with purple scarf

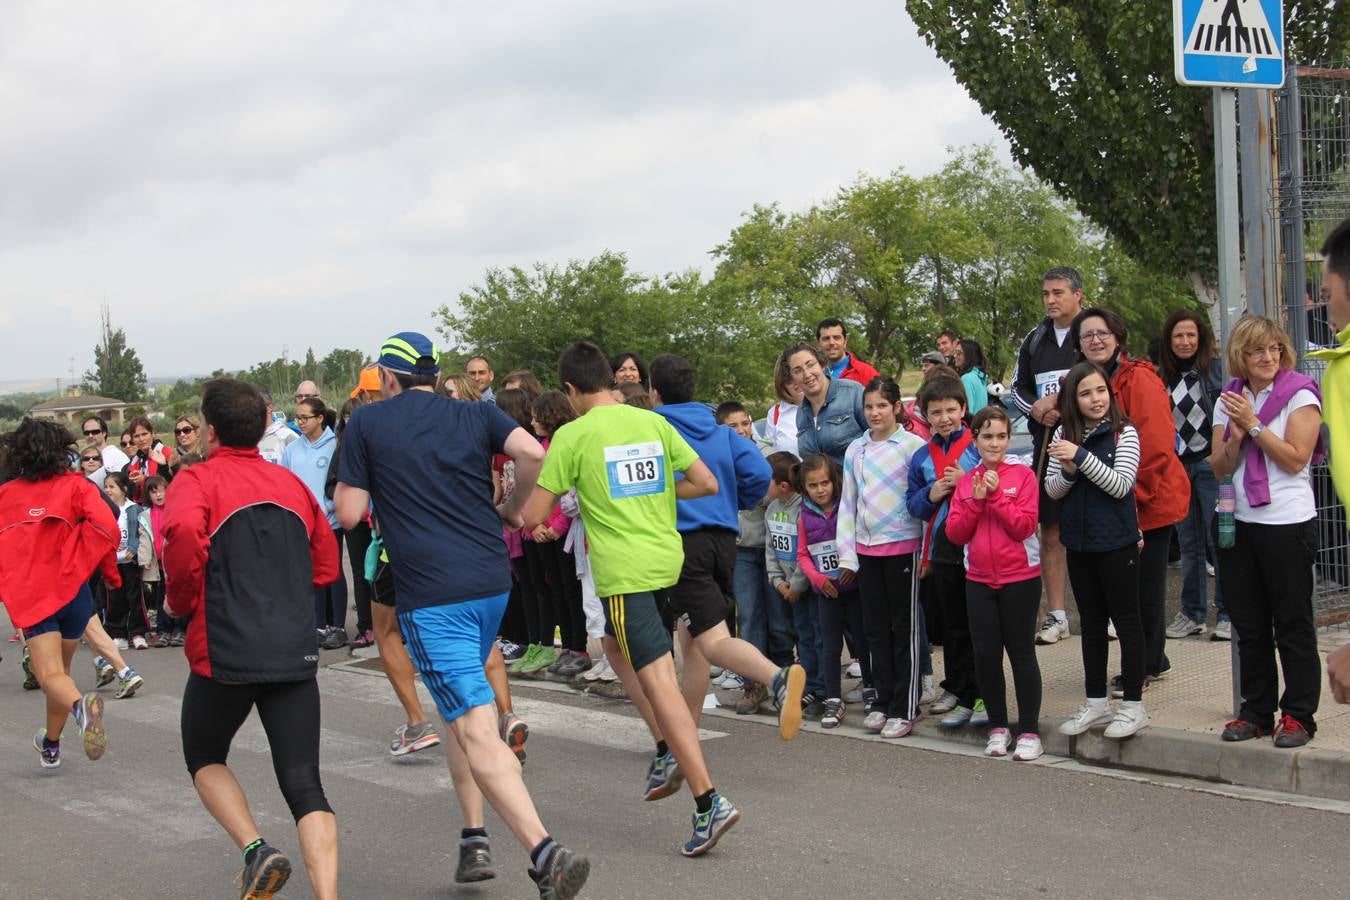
[1211,315,1325,749]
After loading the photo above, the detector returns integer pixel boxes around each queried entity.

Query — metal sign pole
[1213,87,1243,347]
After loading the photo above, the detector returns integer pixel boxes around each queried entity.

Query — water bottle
[1217,476,1237,549]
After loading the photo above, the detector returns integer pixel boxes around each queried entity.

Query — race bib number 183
[604,442,667,499]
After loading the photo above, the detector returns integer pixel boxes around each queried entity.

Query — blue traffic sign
[1174,0,1285,88]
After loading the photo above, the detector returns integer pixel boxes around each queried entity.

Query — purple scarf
[1222,368,1325,506]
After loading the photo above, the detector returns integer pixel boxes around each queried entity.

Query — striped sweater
[837,427,927,572]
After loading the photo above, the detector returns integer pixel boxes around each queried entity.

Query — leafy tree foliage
[84,306,147,401]
[905,0,1348,295]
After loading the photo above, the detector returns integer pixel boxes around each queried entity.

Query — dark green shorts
[603,592,673,672]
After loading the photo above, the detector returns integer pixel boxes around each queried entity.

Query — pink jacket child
[944,460,1040,588]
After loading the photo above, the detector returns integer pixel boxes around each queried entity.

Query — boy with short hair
[904,376,983,727]
[523,342,738,858]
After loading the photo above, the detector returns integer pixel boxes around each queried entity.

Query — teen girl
[946,406,1043,760]
[532,390,589,680]
[1045,362,1149,740]
[837,376,927,738]
[793,453,848,718]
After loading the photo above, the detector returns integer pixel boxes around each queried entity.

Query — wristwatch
[1247,424,1264,440]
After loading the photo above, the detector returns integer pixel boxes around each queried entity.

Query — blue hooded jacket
[654,403,772,534]
[281,426,339,529]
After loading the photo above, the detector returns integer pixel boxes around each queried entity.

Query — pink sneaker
[352,629,376,649]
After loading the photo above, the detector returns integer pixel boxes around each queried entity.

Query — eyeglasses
[1080,330,1114,344]
[1244,344,1284,360]
[79,455,101,463]
[174,426,196,435]
[83,428,104,436]
[294,393,316,402]
[120,440,132,448]
[294,414,322,423]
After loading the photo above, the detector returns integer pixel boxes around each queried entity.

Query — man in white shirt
[256,389,299,463]
[82,416,130,475]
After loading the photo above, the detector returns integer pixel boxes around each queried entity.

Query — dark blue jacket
[1059,424,1140,553]
[655,403,771,534]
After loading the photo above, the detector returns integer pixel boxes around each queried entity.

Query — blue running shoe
[93,656,115,689]
[33,729,60,769]
[643,751,684,802]
[681,793,740,857]
[772,664,805,741]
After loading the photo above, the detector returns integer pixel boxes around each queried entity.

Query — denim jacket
[796,377,867,464]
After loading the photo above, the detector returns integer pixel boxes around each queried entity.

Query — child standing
[102,471,149,650]
[945,406,1044,760]
[791,453,866,729]
[904,376,983,728]
[1046,362,1149,740]
[141,476,184,647]
[532,391,590,680]
[838,376,928,738]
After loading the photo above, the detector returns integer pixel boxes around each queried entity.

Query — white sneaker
[940,705,973,728]
[918,674,936,705]
[845,660,862,679]
[1211,620,1232,642]
[113,638,129,651]
[928,689,960,714]
[718,672,744,690]
[582,656,608,682]
[863,710,887,732]
[1036,616,1069,645]
[1013,733,1044,761]
[1103,701,1148,739]
[1206,562,1215,577]
[880,716,917,739]
[985,727,1011,757]
[598,659,619,682]
[1164,612,1205,639]
[130,635,148,650]
[1058,699,1114,735]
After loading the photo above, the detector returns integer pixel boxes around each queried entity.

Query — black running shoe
[455,843,495,883]
[532,845,590,900]
[237,844,291,900]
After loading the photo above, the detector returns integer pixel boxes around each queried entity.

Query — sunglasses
[120,440,132,447]
[79,455,101,463]
[83,429,104,436]
[174,426,196,435]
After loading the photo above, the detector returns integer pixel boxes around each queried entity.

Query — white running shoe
[113,638,129,651]
[1165,612,1205,639]
[581,656,608,682]
[1206,562,1215,577]
[1035,616,1069,645]
[880,716,918,739]
[1059,699,1114,736]
[1106,619,1118,641]
[1211,620,1232,642]
[940,705,973,728]
[845,660,862,679]
[918,674,936,705]
[1013,733,1044,761]
[985,727,1011,757]
[863,710,887,733]
[928,689,960,714]
[1103,701,1148,739]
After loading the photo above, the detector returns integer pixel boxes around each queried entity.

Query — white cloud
[0,0,1007,383]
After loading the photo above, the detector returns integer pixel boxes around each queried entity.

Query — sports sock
[529,837,557,874]
[695,789,715,814]
[1050,610,1067,624]
[242,838,265,865]
[43,736,59,749]
[117,666,131,678]
[460,827,489,848]
[655,740,669,758]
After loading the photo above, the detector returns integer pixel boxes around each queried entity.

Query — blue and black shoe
[642,750,684,802]
[681,793,740,857]
[33,729,60,769]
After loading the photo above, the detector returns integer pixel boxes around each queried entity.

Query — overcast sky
[0,1,1005,387]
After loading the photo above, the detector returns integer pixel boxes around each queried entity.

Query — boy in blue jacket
[904,376,983,726]
[650,355,806,740]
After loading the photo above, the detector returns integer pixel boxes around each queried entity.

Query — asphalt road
[1,644,1345,900]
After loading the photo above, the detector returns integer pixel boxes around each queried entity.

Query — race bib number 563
[604,442,666,499]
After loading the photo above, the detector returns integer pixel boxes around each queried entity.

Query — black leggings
[857,552,920,719]
[933,562,977,706]
[966,577,1043,734]
[1138,526,1173,677]
[344,522,374,634]
[181,673,332,822]
[541,539,586,652]
[521,539,555,646]
[105,563,147,639]
[1067,544,1145,702]
[819,589,870,700]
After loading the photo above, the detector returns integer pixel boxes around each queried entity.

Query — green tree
[84,305,147,401]
[905,0,1349,300]
[321,349,367,390]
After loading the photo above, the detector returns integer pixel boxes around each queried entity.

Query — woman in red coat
[1071,308,1191,688]
[0,418,120,768]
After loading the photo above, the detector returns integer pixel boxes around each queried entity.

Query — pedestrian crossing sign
[1174,0,1284,88]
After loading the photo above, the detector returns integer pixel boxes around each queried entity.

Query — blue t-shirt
[336,389,517,612]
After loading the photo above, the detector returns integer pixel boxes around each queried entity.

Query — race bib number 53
[604,442,666,499]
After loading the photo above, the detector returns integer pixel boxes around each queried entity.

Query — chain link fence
[1274,60,1350,631]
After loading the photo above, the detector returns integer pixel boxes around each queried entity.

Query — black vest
[1059,422,1139,553]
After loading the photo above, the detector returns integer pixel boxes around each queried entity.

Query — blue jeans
[1179,458,1227,624]
[734,549,795,667]
[790,592,826,697]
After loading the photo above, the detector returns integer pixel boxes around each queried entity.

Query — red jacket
[163,446,339,682]
[945,461,1040,588]
[837,354,880,388]
[0,473,120,628]
[1112,356,1190,531]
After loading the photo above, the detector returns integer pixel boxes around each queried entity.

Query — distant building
[28,387,131,426]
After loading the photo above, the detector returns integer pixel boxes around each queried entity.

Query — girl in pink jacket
[946,406,1042,762]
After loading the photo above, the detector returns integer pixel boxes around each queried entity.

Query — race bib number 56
[808,540,840,576]
[604,442,666,499]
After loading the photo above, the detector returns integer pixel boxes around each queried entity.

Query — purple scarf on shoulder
[1222,368,1325,507]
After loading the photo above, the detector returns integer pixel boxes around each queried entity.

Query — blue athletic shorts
[22,583,94,641]
[398,592,508,724]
